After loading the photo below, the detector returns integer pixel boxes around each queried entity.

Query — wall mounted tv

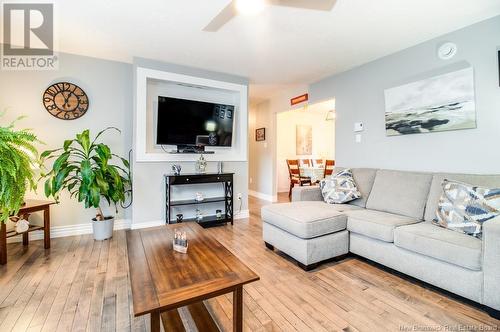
[156,96,235,147]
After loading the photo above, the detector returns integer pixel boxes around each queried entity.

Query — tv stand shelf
[164,173,234,228]
[167,151,215,154]
[170,196,226,207]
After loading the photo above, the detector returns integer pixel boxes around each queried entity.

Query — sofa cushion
[344,209,419,242]
[425,173,500,222]
[261,201,347,239]
[347,209,420,242]
[366,170,432,219]
[349,168,378,208]
[394,222,482,271]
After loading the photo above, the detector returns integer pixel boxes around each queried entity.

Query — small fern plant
[0,115,39,223]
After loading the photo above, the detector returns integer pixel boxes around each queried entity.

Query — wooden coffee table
[126,223,259,332]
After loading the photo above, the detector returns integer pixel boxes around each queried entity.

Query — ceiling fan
[203,0,337,32]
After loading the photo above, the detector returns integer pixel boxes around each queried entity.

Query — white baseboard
[7,210,252,243]
[248,190,277,202]
[7,219,132,243]
[234,209,249,219]
[130,220,165,230]
[131,211,249,230]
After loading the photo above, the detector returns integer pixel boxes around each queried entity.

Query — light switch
[355,134,362,143]
[354,122,364,132]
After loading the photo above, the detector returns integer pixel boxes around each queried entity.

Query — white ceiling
[50,0,500,102]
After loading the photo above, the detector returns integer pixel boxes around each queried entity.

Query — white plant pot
[92,216,115,241]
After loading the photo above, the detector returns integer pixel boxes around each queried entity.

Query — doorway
[275,99,335,194]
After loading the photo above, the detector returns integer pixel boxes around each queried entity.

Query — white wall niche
[135,67,248,162]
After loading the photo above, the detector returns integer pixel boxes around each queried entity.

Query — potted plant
[41,128,131,240]
[0,115,39,223]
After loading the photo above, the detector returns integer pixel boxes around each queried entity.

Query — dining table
[300,166,325,183]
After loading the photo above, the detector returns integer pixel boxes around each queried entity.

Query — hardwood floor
[0,193,499,331]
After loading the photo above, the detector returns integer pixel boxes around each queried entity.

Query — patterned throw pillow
[433,179,500,238]
[320,169,361,204]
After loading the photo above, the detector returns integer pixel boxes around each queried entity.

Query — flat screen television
[156,96,235,147]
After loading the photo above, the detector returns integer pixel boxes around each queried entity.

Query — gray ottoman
[261,201,349,270]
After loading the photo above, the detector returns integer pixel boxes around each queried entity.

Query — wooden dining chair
[313,159,324,167]
[300,159,311,167]
[286,159,312,197]
[324,160,335,178]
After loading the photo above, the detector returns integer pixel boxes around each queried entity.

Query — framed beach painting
[384,67,476,136]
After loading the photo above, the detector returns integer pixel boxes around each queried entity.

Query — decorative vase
[172,164,182,175]
[196,209,203,222]
[195,154,207,174]
[195,192,204,202]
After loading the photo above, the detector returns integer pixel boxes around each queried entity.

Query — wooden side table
[0,200,55,265]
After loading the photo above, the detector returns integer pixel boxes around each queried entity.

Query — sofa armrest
[291,186,323,202]
[483,215,500,310]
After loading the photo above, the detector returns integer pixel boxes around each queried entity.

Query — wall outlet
[355,134,362,143]
[237,193,242,200]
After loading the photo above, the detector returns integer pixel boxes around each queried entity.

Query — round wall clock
[43,82,89,120]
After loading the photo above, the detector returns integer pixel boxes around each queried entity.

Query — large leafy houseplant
[41,128,130,222]
[0,115,39,223]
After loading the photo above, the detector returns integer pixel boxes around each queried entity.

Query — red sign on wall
[290,93,309,106]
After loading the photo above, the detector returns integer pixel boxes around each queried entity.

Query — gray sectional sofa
[261,168,500,317]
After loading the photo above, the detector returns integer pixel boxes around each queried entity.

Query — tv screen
[156,96,235,147]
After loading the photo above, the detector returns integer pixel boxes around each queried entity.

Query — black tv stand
[164,173,234,228]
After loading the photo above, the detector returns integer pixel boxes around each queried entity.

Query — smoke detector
[438,42,457,60]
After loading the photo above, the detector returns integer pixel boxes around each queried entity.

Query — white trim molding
[135,67,248,162]
[8,214,251,243]
[248,190,278,202]
[130,220,166,230]
[7,219,131,243]
[234,209,250,219]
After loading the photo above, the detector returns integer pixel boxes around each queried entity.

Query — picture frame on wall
[384,67,476,136]
[256,128,265,141]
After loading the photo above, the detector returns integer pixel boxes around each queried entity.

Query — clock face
[43,82,89,120]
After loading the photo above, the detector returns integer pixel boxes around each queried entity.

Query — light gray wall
[248,85,309,199]
[132,58,249,225]
[248,100,275,197]
[0,51,133,227]
[310,15,500,174]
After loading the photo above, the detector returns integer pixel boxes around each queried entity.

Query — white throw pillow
[320,169,361,204]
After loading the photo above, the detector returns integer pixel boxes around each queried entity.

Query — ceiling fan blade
[203,1,238,32]
[269,0,337,11]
